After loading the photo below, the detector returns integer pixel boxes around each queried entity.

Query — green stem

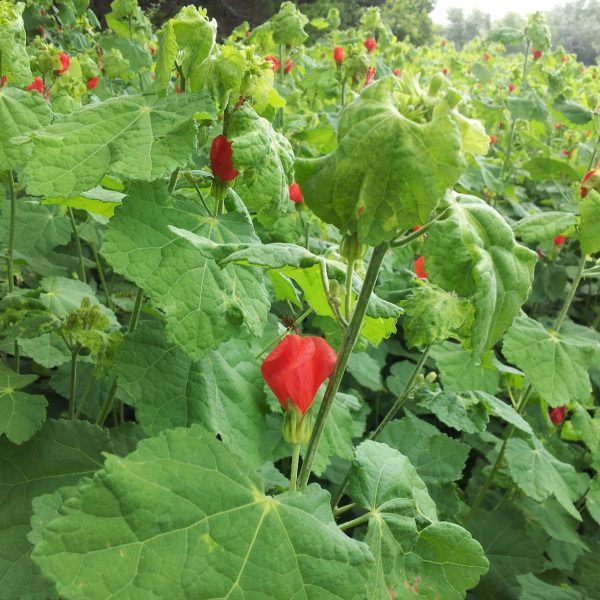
[332,346,432,507]
[297,244,388,490]
[68,344,81,419]
[345,259,355,321]
[92,244,114,311]
[341,77,346,107]
[334,502,356,517]
[168,168,179,194]
[278,45,285,130]
[464,253,587,524]
[5,171,20,372]
[68,208,86,283]
[289,444,300,492]
[95,288,144,426]
[338,512,371,532]
[389,208,450,247]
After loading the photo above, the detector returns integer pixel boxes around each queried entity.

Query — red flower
[581,169,599,198]
[562,149,571,157]
[489,135,497,145]
[284,57,294,74]
[532,49,543,60]
[86,76,99,90]
[554,234,567,246]
[175,84,182,93]
[412,225,422,232]
[245,30,251,38]
[149,46,156,56]
[549,405,567,426]
[333,46,344,64]
[55,52,70,75]
[365,66,376,86]
[36,25,44,35]
[508,83,517,93]
[0,75,6,87]
[265,54,281,72]
[364,38,377,53]
[414,256,428,279]
[555,122,562,129]
[25,77,44,94]
[561,54,568,63]
[261,334,337,414]
[484,52,491,61]
[210,135,239,182]
[393,68,401,76]
[289,182,304,203]
[442,67,449,75]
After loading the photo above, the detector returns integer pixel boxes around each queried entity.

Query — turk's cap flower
[210,135,239,183]
[56,52,70,74]
[289,182,304,203]
[549,405,567,426]
[364,38,377,53]
[414,255,428,279]
[25,77,44,94]
[333,46,344,63]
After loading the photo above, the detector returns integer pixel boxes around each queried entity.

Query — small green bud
[425,371,437,383]
[428,73,444,97]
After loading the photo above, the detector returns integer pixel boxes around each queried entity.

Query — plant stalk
[289,444,300,492]
[68,344,81,419]
[68,208,86,283]
[338,512,371,532]
[297,243,388,490]
[345,259,355,320]
[5,171,20,371]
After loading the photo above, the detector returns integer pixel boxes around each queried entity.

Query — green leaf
[24,93,214,197]
[348,441,488,599]
[0,200,71,256]
[102,183,269,359]
[43,187,125,219]
[347,352,383,391]
[0,2,32,86]
[0,296,61,340]
[0,363,46,444]
[32,426,373,599]
[579,190,600,255]
[0,88,51,169]
[17,332,71,368]
[271,1,309,46]
[415,387,489,434]
[0,420,110,599]
[401,285,473,347]
[424,194,537,356]
[468,507,546,600]
[522,158,579,181]
[229,106,295,223]
[517,573,583,600]
[477,392,533,434]
[585,478,600,527]
[295,77,466,246]
[513,211,577,242]
[378,412,469,484]
[502,316,597,406]
[505,437,581,520]
[115,320,269,467]
[431,342,500,394]
[153,20,177,90]
[508,93,551,124]
[553,98,594,125]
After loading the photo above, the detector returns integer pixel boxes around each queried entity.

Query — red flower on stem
[489,135,497,145]
[532,49,543,60]
[364,38,377,53]
[284,57,294,74]
[508,83,516,93]
[36,25,44,35]
[25,77,44,94]
[261,334,337,414]
[86,76,99,90]
[149,46,156,56]
[553,234,567,246]
[549,405,567,426]
[289,182,304,203]
[442,67,449,75]
[561,54,568,63]
[0,75,6,87]
[333,46,344,64]
[581,168,599,198]
[414,256,428,279]
[265,54,281,72]
[393,68,401,76]
[484,52,491,61]
[365,66,376,86]
[55,52,70,74]
[210,135,239,182]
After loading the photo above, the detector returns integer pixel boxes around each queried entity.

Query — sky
[430,0,562,24]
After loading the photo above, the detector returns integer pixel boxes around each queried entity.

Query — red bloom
[489,135,497,145]
[532,49,543,60]
[549,405,567,426]
[25,77,44,94]
[393,68,401,76]
[175,84,182,93]
[581,169,599,198]
[554,234,567,246]
[333,46,344,64]
[555,122,562,129]
[508,83,516,93]
[442,67,449,75]
[210,135,239,182]
[150,46,156,56]
[86,76,99,90]
[289,182,304,203]
[365,66,376,86]
[284,57,294,74]
[265,54,281,72]
[414,256,428,279]
[484,52,491,61]
[0,75,6,87]
[245,30,251,38]
[412,225,422,232]
[55,52,70,75]
[364,38,377,53]
[561,54,568,63]
[261,334,337,414]
[562,149,571,157]
[36,25,44,35]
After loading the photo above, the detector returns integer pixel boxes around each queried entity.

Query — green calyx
[340,232,367,262]
[283,402,312,444]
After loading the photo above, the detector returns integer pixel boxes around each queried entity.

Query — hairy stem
[289,444,300,492]
[68,208,86,283]
[68,344,81,419]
